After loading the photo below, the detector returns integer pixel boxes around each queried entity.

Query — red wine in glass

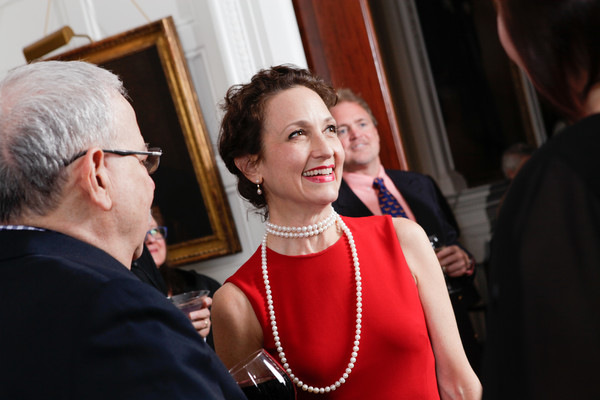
[230,349,297,400]
[240,375,295,400]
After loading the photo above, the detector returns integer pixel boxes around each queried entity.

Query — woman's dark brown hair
[218,64,337,215]
[495,0,600,121]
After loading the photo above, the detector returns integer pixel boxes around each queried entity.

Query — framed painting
[50,17,241,265]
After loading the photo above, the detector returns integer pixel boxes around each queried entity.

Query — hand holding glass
[169,289,210,315]
[229,349,296,399]
[428,235,462,294]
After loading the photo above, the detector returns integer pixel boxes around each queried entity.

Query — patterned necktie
[373,177,408,218]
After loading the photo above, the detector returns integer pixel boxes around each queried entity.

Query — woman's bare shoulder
[213,282,250,313]
[391,216,428,242]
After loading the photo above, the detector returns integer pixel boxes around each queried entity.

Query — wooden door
[292,0,408,170]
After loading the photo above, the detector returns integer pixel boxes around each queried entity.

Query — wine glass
[229,349,296,400]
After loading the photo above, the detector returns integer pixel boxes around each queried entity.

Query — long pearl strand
[261,213,362,394]
[265,211,337,238]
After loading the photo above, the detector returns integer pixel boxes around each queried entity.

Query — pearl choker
[265,211,337,238]
[262,212,362,394]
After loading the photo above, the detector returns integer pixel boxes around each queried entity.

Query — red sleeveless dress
[227,215,439,399]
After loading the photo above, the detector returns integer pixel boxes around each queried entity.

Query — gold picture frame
[50,17,240,265]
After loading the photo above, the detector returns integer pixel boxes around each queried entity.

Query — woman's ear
[234,154,261,182]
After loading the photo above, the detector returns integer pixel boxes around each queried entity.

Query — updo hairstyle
[218,64,337,215]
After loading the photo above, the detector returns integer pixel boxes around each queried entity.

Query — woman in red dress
[213,65,480,399]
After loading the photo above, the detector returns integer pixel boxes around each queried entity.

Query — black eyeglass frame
[65,147,163,174]
[146,226,168,240]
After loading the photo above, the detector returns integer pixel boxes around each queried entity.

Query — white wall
[0,0,307,283]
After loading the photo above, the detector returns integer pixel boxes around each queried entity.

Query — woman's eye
[288,130,304,139]
[326,125,337,134]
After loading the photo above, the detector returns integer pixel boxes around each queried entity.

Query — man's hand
[436,245,474,277]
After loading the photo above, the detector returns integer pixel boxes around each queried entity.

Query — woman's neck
[265,207,342,256]
[265,223,343,256]
[267,205,335,228]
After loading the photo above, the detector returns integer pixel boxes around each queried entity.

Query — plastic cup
[168,289,210,315]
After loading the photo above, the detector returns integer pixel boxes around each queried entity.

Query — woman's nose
[311,133,335,158]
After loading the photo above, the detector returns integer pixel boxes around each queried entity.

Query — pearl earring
[256,179,262,195]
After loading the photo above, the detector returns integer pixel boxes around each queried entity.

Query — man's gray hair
[0,60,126,223]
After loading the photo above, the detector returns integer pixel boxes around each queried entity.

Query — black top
[131,246,222,349]
[162,267,222,350]
[483,114,600,399]
[131,244,168,295]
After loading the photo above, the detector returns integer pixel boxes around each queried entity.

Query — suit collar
[0,229,127,273]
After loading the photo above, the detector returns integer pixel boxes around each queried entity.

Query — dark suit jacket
[0,229,244,400]
[333,169,462,247]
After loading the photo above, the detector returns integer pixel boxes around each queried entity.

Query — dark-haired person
[212,64,481,399]
[485,1,600,398]
[0,60,244,399]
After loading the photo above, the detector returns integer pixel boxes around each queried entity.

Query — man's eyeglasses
[65,147,162,174]
[146,226,167,241]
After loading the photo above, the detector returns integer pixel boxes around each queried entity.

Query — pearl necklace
[261,213,362,394]
[265,211,337,238]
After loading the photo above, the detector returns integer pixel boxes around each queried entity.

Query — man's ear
[234,154,261,182]
[77,148,113,211]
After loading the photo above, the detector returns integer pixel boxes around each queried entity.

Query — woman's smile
[302,164,335,183]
